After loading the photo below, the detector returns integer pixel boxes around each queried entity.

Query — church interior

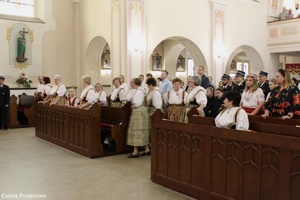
[1,0,300,199]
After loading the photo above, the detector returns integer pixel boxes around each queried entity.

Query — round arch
[86,36,111,84]
[225,45,264,75]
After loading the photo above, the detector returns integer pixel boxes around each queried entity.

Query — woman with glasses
[241,74,265,115]
[262,69,300,119]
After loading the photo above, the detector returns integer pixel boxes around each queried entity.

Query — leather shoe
[127,153,139,158]
[140,151,151,156]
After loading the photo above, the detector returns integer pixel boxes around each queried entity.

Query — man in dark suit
[0,76,10,130]
[221,74,232,92]
[197,66,209,88]
[258,71,270,100]
[232,70,246,94]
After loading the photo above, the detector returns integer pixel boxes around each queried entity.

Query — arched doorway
[226,45,264,76]
[86,36,112,86]
[148,37,207,81]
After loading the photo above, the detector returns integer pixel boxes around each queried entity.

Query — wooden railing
[151,115,300,200]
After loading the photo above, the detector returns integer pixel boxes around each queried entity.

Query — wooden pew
[151,114,300,200]
[36,103,102,158]
[9,94,37,128]
[100,102,132,153]
[248,115,300,127]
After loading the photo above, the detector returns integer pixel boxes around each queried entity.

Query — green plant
[16,73,32,88]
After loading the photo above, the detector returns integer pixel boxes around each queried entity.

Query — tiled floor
[0,128,194,200]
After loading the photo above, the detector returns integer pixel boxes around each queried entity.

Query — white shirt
[294,9,300,18]
[142,82,148,93]
[95,91,107,104]
[80,85,97,103]
[298,83,300,90]
[127,89,136,102]
[147,87,163,109]
[50,83,66,97]
[184,86,207,106]
[166,88,185,105]
[111,87,127,101]
[120,83,128,93]
[131,87,146,107]
[42,84,52,96]
[215,107,249,130]
[36,83,45,93]
[241,88,265,108]
[66,96,79,106]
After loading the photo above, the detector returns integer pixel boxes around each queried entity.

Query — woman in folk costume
[95,83,107,105]
[184,76,207,122]
[40,76,52,99]
[166,78,185,122]
[38,74,66,106]
[262,69,300,119]
[119,75,128,93]
[215,90,249,130]
[127,78,150,158]
[240,74,265,115]
[110,77,127,107]
[78,75,97,109]
[65,87,79,107]
[126,79,136,102]
[146,78,163,115]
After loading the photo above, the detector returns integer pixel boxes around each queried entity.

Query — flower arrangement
[16,73,32,88]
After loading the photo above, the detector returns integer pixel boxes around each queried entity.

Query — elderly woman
[241,74,265,115]
[146,78,163,115]
[127,78,150,158]
[184,76,207,122]
[39,74,66,106]
[78,75,97,109]
[95,83,107,105]
[215,90,249,130]
[110,77,127,107]
[166,78,185,122]
[126,79,136,102]
[262,69,300,119]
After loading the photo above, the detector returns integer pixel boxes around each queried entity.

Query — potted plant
[16,73,32,88]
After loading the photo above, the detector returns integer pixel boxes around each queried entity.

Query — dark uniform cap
[0,76,5,80]
[235,70,245,77]
[259,71,268,77]
[221,74,230,80]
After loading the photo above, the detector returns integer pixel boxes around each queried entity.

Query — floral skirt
[127,106,150,146]
[167,105,185,122]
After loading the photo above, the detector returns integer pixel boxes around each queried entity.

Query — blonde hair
[81,75,91,85]
[269,78,276,85]
[95,83,103,90]
[278,69,293,89]
[244,74,258,93]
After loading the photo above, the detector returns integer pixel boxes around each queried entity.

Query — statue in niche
[16,28,28,62]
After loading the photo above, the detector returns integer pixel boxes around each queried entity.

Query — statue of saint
[16,30,28,62]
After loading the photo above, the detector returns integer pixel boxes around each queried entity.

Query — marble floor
[0,128,194,200]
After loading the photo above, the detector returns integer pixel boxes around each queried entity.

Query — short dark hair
[146,77,157,86]
[146,73,153,78]
[224,90,241,107]
[133,78,142,86]
[113,77,121,84]
[199,66,204,70]
[43,76,51,84]
[215,87,224,93]
[206,86,215,93]
[161,70,168,75]
[139,74,144,78]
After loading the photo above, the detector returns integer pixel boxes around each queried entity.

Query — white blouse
[167,88,185,105]
[241,88,265,108]
[120,83,128,93]
[147,87,163,109]
[215,107,249,130]
[66,96,79,106]
[131,87,146,107]
[80,85,97,103]
[49,83,66,97]
[36,83,45,93]
[127,89,136,102]
[42,84,52,96]
[95,91,107,104]
[111,87,127,101]
[184,86,207,106]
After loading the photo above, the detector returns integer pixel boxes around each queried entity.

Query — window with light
[0,0,34,18]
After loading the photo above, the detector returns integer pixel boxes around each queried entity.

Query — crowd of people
[0,65,299,157]
[278,3,300,20]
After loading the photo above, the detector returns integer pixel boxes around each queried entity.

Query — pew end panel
[36,104,102,158]
[9,95,19,128]
[151,114,300,200]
